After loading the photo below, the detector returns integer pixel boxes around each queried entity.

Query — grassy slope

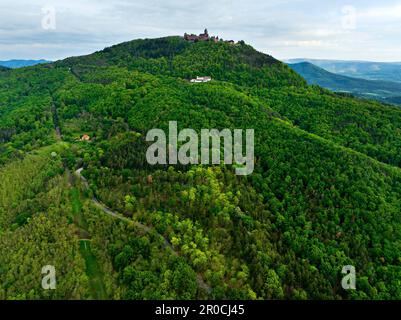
[71,186,107,299]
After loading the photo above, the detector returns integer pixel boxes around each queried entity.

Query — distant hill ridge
[0,59,50,69]
[288,61,401,105]
[57,36,305,89]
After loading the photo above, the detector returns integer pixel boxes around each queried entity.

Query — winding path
[51,87,211,295]
[74,168,212,294]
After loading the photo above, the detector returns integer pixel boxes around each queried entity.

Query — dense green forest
[1,36,401,300]
[288,62,401,105]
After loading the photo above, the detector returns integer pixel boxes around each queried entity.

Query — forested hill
[57,37,401,168]
[58,36,306,88]
[1,36,401,300]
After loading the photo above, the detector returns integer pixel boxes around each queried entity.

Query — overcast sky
[1,0,401,62]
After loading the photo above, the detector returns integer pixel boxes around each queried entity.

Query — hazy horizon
[3,52,401,65]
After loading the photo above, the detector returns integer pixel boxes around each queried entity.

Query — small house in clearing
[80,134,91,141]
[190,76,212,83]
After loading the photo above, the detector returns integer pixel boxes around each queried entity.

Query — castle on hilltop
[184,29,212,42]
[184,29,235,44]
